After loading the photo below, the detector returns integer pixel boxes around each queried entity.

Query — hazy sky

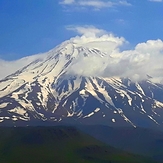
[0,0,163,60]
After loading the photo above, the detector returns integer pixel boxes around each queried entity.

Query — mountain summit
[0,40,163,129]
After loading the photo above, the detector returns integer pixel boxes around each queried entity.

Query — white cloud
[67,25,106,37]
[110,39,163,82]
[60,0,75,4]
[66,26,163,83]
[78,1,114,8]
[135,39,163,54]
[0,53,45,80]
[149,0,162,2]
[118,0,132,6]
[1,26,163,83]
[67,25,126,54]
[59,0,131,9]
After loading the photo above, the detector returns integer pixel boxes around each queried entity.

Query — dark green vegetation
[0,126,156,163]
[78,125,163,162]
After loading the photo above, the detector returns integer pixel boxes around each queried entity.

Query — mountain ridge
[0,40,163,130]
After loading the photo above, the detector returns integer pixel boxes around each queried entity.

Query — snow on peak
[69,34,125,55]
[1,33,163,83]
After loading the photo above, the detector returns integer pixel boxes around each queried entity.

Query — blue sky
[0,0,163,60]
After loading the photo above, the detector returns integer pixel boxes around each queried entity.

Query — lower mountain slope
[78,125,163,162]
[0,126,156,163]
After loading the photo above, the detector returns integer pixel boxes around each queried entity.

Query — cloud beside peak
[0,53,45,80]
[115,39,163,82]
[66,25,126,54]
[0,25,163,83]
[66,26,163,83]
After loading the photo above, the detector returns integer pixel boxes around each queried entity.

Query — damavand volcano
[0,40,163,129]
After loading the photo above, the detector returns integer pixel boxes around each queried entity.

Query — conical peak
[1,39,110,84]
[47,40,107,60]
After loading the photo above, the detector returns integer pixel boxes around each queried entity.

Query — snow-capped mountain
[0,40,163,129]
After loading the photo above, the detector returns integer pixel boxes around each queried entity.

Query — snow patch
[0,103,8,108]
[79,89,86,95]
[135,82,145,95]
[147,115,159,124]
[67,110,74,117]
[0,117,4,122]
[12,116,18,121]
[155,100,163,108]
[8,107,27,116]
[94,108,100,112]
[83,112,94,118]
[115,89,132,106]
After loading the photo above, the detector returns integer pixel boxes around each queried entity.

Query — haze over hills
[77,125,163,162]
[0,37,163,131]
